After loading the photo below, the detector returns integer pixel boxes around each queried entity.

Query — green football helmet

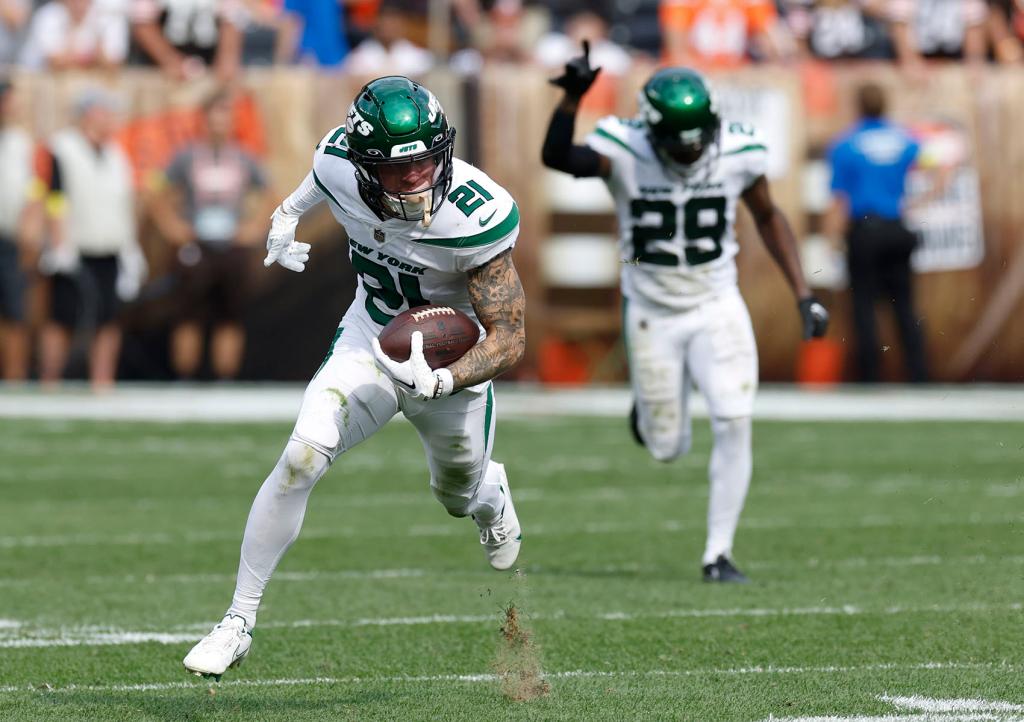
[345,76,456,224]
[638,68,721,175]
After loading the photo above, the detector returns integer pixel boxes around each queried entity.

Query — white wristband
[434,368,455,398]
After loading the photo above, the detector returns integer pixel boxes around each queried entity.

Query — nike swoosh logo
[478,209,497,227]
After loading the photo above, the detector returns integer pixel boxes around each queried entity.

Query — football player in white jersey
[542,45,829,583]
[182,77,526,678]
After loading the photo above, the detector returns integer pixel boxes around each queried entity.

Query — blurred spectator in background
[660,0,792,67]
[535,9,633,75]
[889,0,988,69]
[0,0,30,66]
[283,0,349,67]
[18,0,128,71]
[344,0,381,49]
[986,0,1024,62]
[827,83,929,383]
[0,80,33,382]
[449,0,530,72]
[782,0,894,60]
[239,0,301,66]
[343,4,432,76]
[129,0,243,81]
[39,89,141,389]
[152,89,272,381]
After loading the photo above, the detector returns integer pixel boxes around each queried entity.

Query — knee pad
[646,432,690,463]
[711,416,752,452]
[637,403,690,462]
[292,411,341,458]
[431,487,471,518]
[272,439,331,495]
[429,465,479,518]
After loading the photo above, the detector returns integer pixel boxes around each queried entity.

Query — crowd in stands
[1,0,1023,76]
[0,0,1018,386]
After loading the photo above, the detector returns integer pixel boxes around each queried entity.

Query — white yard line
[0,661,1016,695]
[2,513,1021,550]
[882,695,1024,713]
[2,603,1020,649]
[762,693,1024,721]
[0,633,201,648]
[0,384,1022,422]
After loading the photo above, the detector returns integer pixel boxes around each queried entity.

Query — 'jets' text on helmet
[345,76,456,225]
[638,68,721,177]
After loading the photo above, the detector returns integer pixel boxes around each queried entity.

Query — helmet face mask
[638,68,721,177]
[345,77,456,225]
[352,139,454,224]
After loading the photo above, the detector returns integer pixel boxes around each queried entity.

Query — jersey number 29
[630,197,726,266]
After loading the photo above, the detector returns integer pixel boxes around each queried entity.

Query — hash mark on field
[762,692,1024,721]
[880,694,1024,714]
[0,662,1018,696]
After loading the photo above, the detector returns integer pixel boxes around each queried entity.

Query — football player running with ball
[183,77,526,679]
[542,45,829,583]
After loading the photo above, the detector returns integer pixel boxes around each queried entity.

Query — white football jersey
[585,117,768,311]
[311,126,519,331]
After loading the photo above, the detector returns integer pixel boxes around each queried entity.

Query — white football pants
[227,313,504,628]
[624,289,757,565]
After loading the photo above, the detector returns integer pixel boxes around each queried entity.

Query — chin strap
[411,189,435,227]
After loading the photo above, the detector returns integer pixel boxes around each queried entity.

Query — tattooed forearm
[448,249,527,389]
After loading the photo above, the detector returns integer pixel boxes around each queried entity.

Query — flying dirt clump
[494,599,550,702]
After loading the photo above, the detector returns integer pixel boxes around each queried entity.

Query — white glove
[263,208,310,273]
[39,244,80,276]
[372,331,454,401]
[116,242,148,302]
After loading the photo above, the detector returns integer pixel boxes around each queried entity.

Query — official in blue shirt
[285,0,349,68]
[828,83,928,383]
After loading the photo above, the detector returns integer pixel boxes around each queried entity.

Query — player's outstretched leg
[702,416,752,583]
[183,439,331,677]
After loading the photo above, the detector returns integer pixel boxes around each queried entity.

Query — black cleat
[629,403,644,446]
[702,555,749,583]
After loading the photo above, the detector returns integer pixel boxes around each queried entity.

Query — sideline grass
[0,416,1022,721]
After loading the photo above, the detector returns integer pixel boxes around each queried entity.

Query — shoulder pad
[413,161,519,251]
[587,116,648,160]
[719,120,768,156]
[315,125,349,160]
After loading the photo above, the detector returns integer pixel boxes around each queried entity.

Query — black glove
[549,39,601,99]
[798,296,829,340]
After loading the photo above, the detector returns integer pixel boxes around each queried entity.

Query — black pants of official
[847,217,929,383]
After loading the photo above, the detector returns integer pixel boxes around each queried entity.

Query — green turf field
[0,415,1022,721]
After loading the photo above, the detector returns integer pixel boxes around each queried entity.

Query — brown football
[377,305,479,368]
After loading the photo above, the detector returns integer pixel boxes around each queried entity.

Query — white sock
[468,461,506,524]
[703,416,752,566]
[226,440,331,628]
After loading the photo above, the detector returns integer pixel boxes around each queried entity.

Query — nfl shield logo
[374,228,385,243]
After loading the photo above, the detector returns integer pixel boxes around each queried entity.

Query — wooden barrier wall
[7,65,1024,382]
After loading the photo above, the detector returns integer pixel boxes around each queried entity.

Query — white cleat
[182,614,252,680]
[474,464,522,571]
